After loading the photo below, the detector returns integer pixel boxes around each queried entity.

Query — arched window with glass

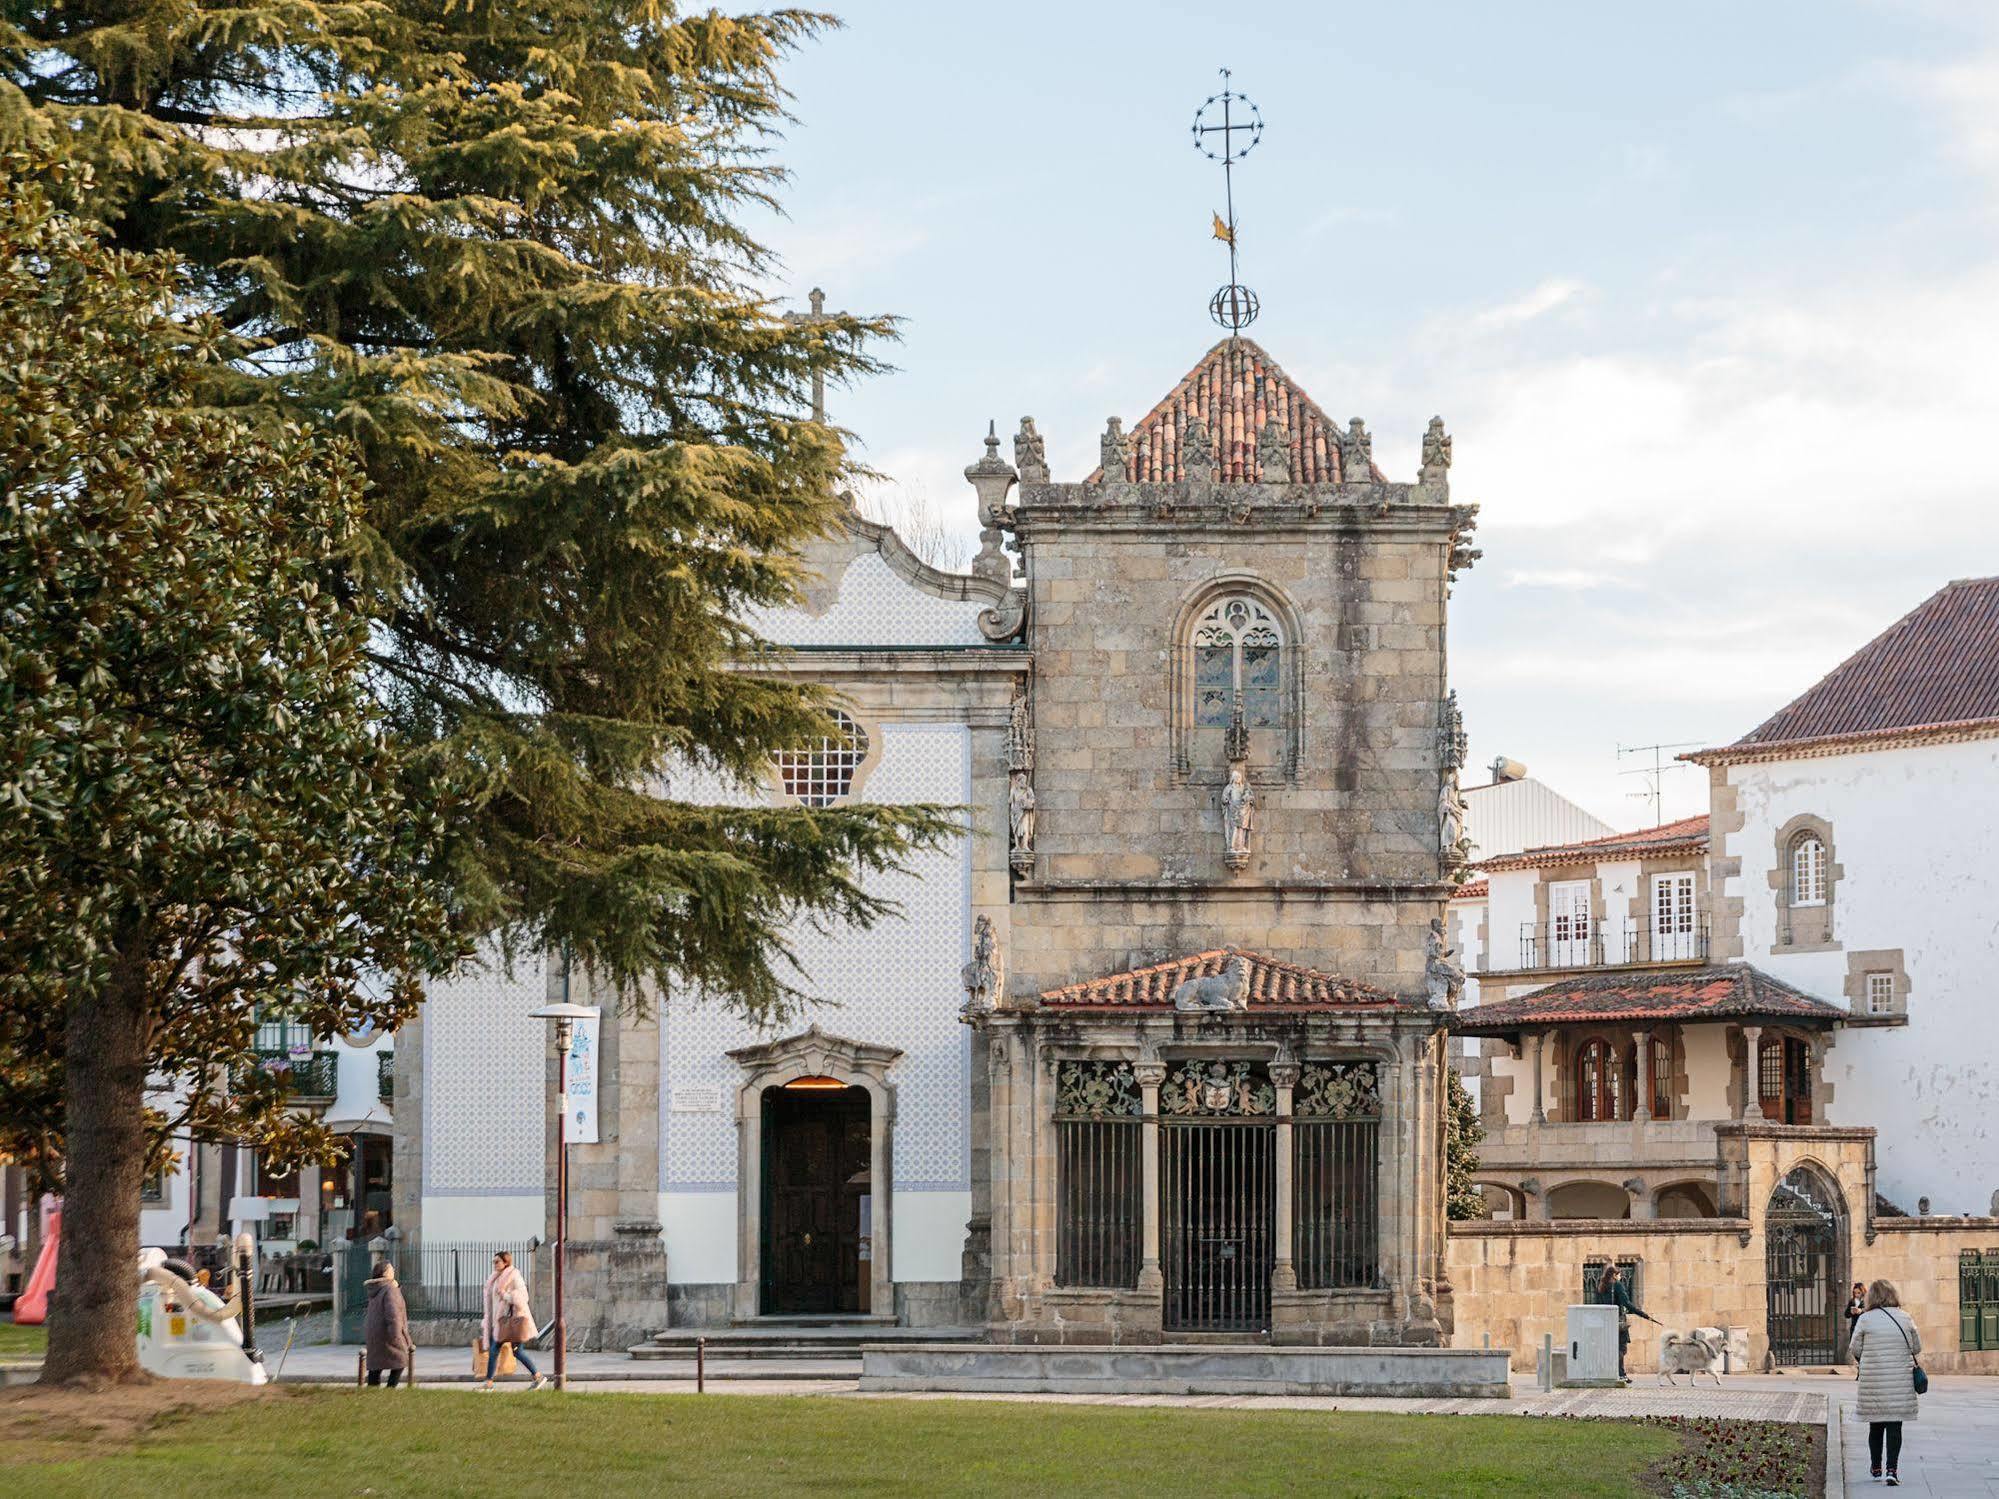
[1573,1039,1624,1123]
[1790,833,1827,906]
[1192,595,1285,729]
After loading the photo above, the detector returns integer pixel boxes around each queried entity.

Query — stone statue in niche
[1014,416,1049,483]
[1099,416,1129,482]
[1420,415,1453,498]
[1256,419,1291,483]
[1340,416,1374,483]
[1182,415,1215,482]
[961,914,1004,1013]
[1439,769,1470,878]
[1425,917,1465,1011]
[1220,692,1255,871]
[1008,771,1035,872]
[1171,954,1251,1012]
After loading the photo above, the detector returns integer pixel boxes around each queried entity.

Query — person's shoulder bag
[1887,1310,1927,1395]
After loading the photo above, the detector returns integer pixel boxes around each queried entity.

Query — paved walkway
[1823,1378,1999,1497]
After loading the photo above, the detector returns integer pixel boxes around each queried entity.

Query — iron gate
[1161,1061,1274,1334]
[1765,1165,1842,1365]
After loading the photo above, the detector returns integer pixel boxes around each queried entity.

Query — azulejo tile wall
[747,552,990,648]
[422,948,547,1196]
[663,722,973,1194]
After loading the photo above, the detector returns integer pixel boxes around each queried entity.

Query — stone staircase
[626,1320,981,1370]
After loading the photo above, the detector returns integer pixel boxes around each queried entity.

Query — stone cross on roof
[783,286,845,423]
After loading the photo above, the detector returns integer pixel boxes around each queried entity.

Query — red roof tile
[1452,879,1489,901]
[1038,948,1404,1010]
[1706,578,1999,757]
[1452,964,1845,1034]
[1476,815,1709,873]
[1088,337,1364,485]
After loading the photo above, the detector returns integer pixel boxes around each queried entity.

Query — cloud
[1466,278,1592,334]
[1909,52,1999,184]
[1502,568,1626,591]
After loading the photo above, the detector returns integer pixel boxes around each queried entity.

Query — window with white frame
[773,709,869,807]
[1651,872,1698,961]
[1790,833,1828,906]
[1866,971,1896,1016]
[1191,595,1284,728]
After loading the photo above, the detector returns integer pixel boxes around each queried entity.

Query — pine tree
[0,156,462,1382]
[1444,1066,1487,1221]
[1,2,956,1018]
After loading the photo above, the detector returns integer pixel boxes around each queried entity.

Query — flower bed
[1645,1416,1825,1499]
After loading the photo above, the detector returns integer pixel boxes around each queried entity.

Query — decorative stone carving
[1008,772,1035,874]
[1013,416,1049,483]
[1055,1060,1140,1117]
[977,589,1027,643]
[1340,417,1374,483]
[1182,415,1215,483]
[1439,690,1468,771]
[1098,416,1129,482]
[1161,1058,1273,1114]
[1425,916,1465,1011]
[1419,416,1452,498]
[1170,953,1251,1012]
[1439,769,1470,877]
[960,913,1004,1014]
[1256,419,1291,483]
[1222,761,1256,872]
[1294,1061,1382,1119]
[965,421,1016,590]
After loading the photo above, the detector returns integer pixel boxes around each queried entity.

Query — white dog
[1657,1326,1728,1386]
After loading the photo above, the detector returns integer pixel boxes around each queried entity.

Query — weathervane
[1192,69,1263,334]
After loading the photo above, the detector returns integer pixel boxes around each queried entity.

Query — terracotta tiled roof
[1452,879,1489,901]
[1088,337,1365,485]
[1692,578,1999,762]
[1038,948,1404,1010]
[1476,815,1709,873]
[1451,964,1846,1035]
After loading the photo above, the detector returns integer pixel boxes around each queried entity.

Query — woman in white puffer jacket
[1849,1279,1921,1485]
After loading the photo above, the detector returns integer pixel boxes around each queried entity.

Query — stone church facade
[395,338,1481,1351]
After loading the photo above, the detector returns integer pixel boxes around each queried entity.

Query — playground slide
[12,1209,59,1325]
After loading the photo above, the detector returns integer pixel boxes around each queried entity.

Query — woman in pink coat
[480,1250,546,1390]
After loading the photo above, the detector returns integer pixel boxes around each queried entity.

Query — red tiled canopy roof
[1476,815,1708,873]
[1087,337,1369,485]
[1038,948,1404,1011]
[1691,577,1999,762]
[1452,964,1846,1036]
[1451,879,1489,901]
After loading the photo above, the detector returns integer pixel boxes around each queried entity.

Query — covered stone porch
[1453,964,1846,1222]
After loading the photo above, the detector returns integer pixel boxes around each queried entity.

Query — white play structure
[136,1236,267,1385]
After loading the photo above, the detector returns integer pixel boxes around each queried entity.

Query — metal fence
[1054,1117,1141,1289]
[335,1240,540,1342]
[1294,1117,1379,1290]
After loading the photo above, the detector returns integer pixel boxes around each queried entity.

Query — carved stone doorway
[761,1084,870,1315]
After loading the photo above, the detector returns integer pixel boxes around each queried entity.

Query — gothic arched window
[773,709,869,807]
[1192,595,1285,728]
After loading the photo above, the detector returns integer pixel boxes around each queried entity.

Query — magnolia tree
[0,164,464,1383]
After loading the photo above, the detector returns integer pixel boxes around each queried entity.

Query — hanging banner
[565,1008,602,1144]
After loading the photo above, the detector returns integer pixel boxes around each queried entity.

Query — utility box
[1563,1303,1622,1386]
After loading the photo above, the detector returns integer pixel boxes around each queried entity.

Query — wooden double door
[760,1085,871,1315]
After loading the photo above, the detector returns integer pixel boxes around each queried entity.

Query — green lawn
[3,1388,1679,1498]
[0,1321,47,1358]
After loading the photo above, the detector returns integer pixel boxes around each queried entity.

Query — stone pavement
[1823,1377,1999,1497]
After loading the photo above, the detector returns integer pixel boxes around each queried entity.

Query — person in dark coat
[1591,1262,1658,1382]
[364,1260,413,1387]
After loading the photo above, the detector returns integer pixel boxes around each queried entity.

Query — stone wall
[1864,1217,1999,1375]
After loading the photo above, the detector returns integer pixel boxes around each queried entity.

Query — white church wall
[1722,735,1999,1213]
[747,551,990,648]
[419,948,548,1240]
[660,719,975,1286]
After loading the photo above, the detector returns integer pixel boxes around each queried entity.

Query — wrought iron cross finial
[1192,70,1263,334]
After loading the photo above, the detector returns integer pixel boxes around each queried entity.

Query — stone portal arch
[727,1026,901,1321]
[1763,1161,1846,1366]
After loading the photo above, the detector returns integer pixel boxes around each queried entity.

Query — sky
[747,0,1999,829]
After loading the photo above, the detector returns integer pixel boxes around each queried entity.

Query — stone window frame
[724,1024,901,1322]
[1168,574,1304,785]
[1767,813,1843,954]
[1528,865,1606,971]
[1843,949,1911,1025]
[765,704,885,808]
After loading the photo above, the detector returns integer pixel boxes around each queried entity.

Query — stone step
[627,1342,863,1363]
[628,1325,982,1361]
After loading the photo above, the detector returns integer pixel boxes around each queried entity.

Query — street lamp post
[529,1001,594,1391]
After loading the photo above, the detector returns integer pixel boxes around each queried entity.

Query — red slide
[12,1208,59,1326]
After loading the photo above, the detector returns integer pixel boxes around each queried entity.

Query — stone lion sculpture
[1171,955,1250,1012]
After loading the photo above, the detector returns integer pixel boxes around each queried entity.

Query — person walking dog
[481,1250,547,1391]
[1591,1261,1658,1383]
[1850,1278,1923,1485]
[363,1260,413,1387]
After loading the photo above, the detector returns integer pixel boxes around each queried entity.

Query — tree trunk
[41,921,153,1384]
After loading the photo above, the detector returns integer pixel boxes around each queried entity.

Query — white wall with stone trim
[1718,735,1999,1214]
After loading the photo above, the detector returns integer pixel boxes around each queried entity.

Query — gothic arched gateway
[1764,1163,1846,1366]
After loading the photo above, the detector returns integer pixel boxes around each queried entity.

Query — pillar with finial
[1013,418,1049,483]
[1419,416,1452,499]
[964,421,1017,588]
[1340,417,1374,485]
[1099,417,1130,484]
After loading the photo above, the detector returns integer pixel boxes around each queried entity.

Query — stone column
[1270,1058,1299,1294]
[1741,1025,1764,1120]
[1635,1030,1653,1123]
[1135,1061,1165,1294]
[1528,1033,1546,1123]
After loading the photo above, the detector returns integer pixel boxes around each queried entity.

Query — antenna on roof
[1617,741,1701,828]
[1192,69,1263,336]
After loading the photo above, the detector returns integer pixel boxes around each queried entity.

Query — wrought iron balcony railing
[1514,914,1709,972]
[231,1047,340,1101]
